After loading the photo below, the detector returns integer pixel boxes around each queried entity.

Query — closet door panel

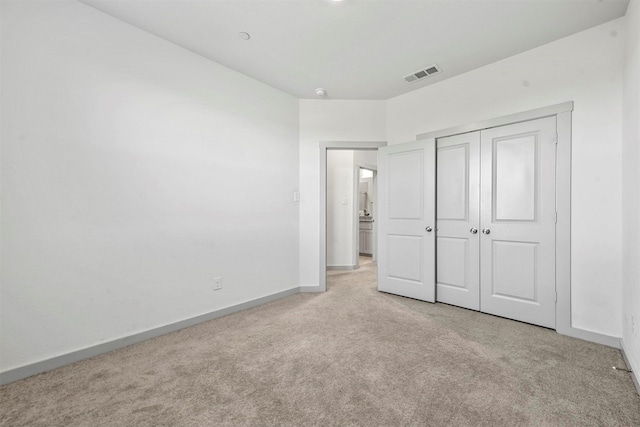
[437,237,469,289]
[480,116,557,328]
[491,240,537,301]
[494,135,537,221]
[436,132,480,310]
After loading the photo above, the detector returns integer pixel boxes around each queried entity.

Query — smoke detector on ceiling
[403,64,441,83]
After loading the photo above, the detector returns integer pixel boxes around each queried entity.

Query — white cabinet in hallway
[359,220,374,255]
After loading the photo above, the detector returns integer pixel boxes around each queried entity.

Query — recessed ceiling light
[238,32,251,40]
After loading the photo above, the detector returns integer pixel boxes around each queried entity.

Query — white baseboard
[557,325,621,348]
[620,339,640,396]
[299,285,323,293]
[0,286,300,386]
[326,265,358,271]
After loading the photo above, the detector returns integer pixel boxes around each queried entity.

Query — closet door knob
[482,228,491,235]
[470,228,478,234]
[425,226,433,232]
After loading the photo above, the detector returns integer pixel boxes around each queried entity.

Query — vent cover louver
[404,64,441,83]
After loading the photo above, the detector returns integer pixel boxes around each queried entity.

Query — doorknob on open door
[425,226,433,232]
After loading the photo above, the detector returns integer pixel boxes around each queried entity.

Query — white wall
[621,0,640,376]
[387,19,625,337]
[299,100,386,286]
[326,150,355,268]
[0,1,299,372]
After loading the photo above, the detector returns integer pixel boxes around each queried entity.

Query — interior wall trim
[558,327,621,348]
[327,265,359,271]
[620,339,640,395]
[0,286,300,386]
[416,101,574,140]
[299,285,323,293]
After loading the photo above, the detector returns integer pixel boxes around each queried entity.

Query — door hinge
[553,133,559,144]
[555,291,558,303]
[555,212,558,223]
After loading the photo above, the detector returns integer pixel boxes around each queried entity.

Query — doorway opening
[319,141,386,292]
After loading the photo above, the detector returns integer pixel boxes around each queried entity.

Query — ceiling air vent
[403,64,441,83]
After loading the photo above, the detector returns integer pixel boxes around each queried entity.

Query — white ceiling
[81,0,629,100]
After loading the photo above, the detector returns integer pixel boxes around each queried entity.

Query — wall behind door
[386,18,625,337]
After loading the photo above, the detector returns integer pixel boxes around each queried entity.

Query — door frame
[417,101,615,347]
[319,141,387,292]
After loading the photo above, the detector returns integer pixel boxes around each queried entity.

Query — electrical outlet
[213,277,222,291]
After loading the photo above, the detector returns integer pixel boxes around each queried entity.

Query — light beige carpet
[1,261,639,426]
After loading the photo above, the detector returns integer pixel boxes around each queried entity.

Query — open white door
[378,139,436,302]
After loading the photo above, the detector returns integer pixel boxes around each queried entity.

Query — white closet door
[378,139,436,302]
[436,132,481,310]
[479,116,557,328]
